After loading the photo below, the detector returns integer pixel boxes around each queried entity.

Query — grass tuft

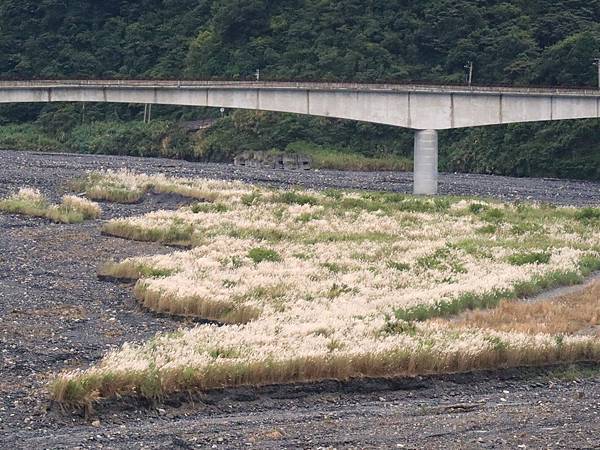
[99,261,176,280]
[133,281,261,324]
[0,189,101,223]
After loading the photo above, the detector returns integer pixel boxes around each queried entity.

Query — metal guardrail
[0,80,599,96]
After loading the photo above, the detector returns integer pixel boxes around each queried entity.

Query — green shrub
[286,141,412,172]
[68,120,195,158]
[0,124,62,151]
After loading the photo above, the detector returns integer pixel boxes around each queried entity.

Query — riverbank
[0,149,599,449]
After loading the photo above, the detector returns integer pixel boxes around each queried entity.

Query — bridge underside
[2,81,600,194]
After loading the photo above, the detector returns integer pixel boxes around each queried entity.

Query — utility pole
[593,58,600,89]
[464,61,474,86]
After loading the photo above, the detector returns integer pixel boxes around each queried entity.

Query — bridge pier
[413,129,438,195]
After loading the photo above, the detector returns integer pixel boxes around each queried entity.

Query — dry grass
[101,220,196,246]
[51,338,600,407]
[0,188,101,223]
[75,169,250,204]
[98,261,176,280]
[134,281,261,324]
[47,171,600,406]
[446,281,600,336]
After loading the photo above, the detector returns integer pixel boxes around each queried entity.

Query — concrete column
[413,129,439,195]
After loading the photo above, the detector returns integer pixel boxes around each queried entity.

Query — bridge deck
[0,80,599,97]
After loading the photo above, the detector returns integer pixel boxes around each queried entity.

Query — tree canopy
[1,0,600,180]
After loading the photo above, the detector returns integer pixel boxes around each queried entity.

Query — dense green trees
[1,0,600,179]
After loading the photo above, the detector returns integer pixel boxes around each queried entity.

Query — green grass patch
[481,208,505,223]
[380,317,417,336]
[321,262,349,273]
[221,226,287,243]
[248,247,281,263]
[99,261,177,280]
[325,283,355,299]
[241,191,262,206]
[275,191,320,206]
[286,141,412,172]
[333,192,452,215]
[575,207,600,223]
[0,196,48,218]
[508,251,551,266]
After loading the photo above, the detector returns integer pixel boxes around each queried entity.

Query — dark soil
[1,149,599,449]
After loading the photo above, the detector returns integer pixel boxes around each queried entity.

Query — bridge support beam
[413,129,438,195]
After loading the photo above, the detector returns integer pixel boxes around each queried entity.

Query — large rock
[234,151,311,170]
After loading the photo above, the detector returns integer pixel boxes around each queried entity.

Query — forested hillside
[0,0,599,179]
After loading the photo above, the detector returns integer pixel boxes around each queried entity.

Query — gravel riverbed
[0,149,599,449]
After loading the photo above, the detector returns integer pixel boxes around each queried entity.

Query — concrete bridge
[2,79,600,194]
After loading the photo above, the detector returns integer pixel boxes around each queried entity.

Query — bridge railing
[0,80,599,96]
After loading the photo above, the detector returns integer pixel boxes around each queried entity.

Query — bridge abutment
[413,129,438,195]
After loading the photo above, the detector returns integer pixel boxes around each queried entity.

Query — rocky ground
[0,149,599,449]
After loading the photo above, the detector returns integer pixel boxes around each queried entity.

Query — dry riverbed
[0,149,599,449]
